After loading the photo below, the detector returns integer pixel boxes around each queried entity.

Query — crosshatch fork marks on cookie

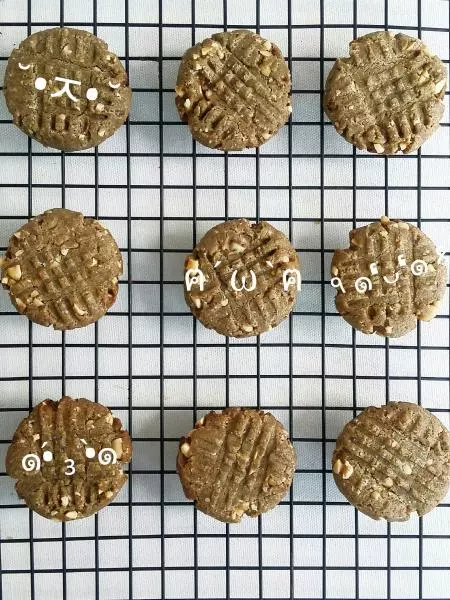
[177,408,296,523]
[184,219,300,337]
[1,209,122,330]
[176,29,292,150]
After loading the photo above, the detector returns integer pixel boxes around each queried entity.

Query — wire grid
[0,0,449,599]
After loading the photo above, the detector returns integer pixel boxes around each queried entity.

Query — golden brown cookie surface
[176,30,292,151]
[324,31,447,154]
[331,216,447,337]
[333,402,450,521]
[6,397,132,521]
[177,408,296,523]
[184,219,300,337]
[4,27,132,151]
[1,208,122,330]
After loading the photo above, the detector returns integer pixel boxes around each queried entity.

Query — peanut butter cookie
[177,408,296,523]
[1,208,122,330]
[184,219,300,337]
[333,402,450,521]
[4,27,132,151]
[331,216,447,337]
[176,30,292,150]
[6,397,132,521]
[324,31,447,154]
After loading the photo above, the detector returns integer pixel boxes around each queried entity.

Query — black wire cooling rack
[0,1,449,599]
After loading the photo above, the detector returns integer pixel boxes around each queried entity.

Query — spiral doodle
[354,277,373,293]
[98,447,118,466]
[410,259,428,276]
[22,453,41,472]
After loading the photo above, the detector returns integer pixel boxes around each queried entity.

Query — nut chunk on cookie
[177,408,296,523]
[333,402,450,521]
[4,27,132,151]
[176,30,292,150]
[324,31,447,154]
[1,208,123,330]
[331,216,447,337]
[184,219,300,337]
[6,397,132,521]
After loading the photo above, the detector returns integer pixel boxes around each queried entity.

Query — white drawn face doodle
[80,438,96,459]
[41,441,53,463]
[50,77,82,101]
[34,77,47,91]
[21,438,119,475]
[86,87,99,101]
[330,253,433,295]
[17,64,105,103]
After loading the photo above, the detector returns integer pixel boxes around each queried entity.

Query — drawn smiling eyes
[32,78,121,99]
[18,64,121,100]
[330,253,443,295]
[21,439,118,475]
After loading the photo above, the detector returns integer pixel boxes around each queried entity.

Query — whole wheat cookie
[175,30,292,151]
[184,219,300,337]
[331,216,447,337]
[1,208,122,330]
[177,408,296,523]
[333,402,450,521]
[4,27,132,151]
[6,397,132,521]
[324,31,447,154]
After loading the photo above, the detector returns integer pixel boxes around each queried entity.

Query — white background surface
[0,0,449,599]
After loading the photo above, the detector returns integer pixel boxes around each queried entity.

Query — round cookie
[175,30,292,151]
[6,396,132,521]
[4,27,132,151]
[324,31,447,154]
[184,219,300,337]
[331,216,447,337]
[332,402,450,521]
[177,408,296,523]
[1,208,122,330]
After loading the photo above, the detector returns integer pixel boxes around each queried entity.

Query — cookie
[177,408,296,523]
[333,402,450,521]
[184,219,300,337]
[1,208,122,330]
[4,27,132,151]
[331,216,447,337]
[324,31,447,154]
[175,30,292,151]
[6,397,132,521]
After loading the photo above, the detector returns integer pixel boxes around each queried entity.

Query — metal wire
[0,1,449,599]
